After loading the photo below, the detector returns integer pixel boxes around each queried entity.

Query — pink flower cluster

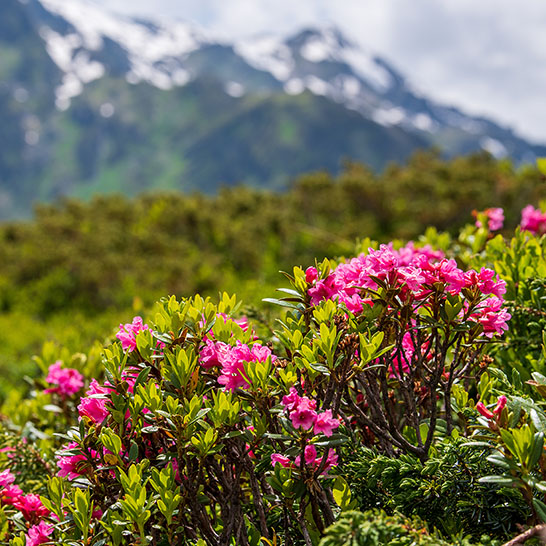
[116,316,150,352]
[271,446,338,475]
[282,387,340,437]
[44,360,84,399]
[471,297,511,338]
[200,340,276,390]
[0,469,53,545]
[77,378,112,424]
[26,521,54,546]
[521,205,546,235]
[306,243,510,337]
[58,369,142,479]
[475,207,504,231]
[271,389,339,473]
[476,395,507,420]
[57,441,98,480]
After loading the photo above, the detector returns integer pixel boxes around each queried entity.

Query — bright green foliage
[5,192,546,544]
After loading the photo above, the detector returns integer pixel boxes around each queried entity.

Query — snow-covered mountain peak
[235,25,392,93]
[39,0,206,56]
[37,0,209,105]
[22,0,542,161]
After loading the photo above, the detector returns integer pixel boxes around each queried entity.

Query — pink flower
[57,442,98,480]
[305,267,318,284]
[77,379,111,423]
[295,447,338,475]
[44,361,84,398]
[324,449,339,473]
[426,259,467,294]
[116,316,150,352]
[473,297,511,337]
[476,401,493,418]
[92,508,104,520]
[303,444,317,465]
[307,242,447,312]
[26,521,54,546]
[477,396,507,420]
[199,339,230,368]
[282,387,301,411]
[466,268,506,298]
[476,208,504,231]
[217,342,276,390]
[290,398,318,430]
[0,469,15,487]
[313,410,340,437]
[1,484,23,505]
[521,205,546,234]
[271,453,292,468]
[308,275,342,306]
[493,395,508,415]
[395,241,444,266]
[14,493,50,521]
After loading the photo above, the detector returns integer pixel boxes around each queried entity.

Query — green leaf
[478,475,517,485]
[534,497,546,523]
[332,476,352,510]
[262,298,302,310]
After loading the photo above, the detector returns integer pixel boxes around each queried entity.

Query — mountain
[0,0,544,219]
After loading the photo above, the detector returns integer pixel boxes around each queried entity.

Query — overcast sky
[96,0,546,143]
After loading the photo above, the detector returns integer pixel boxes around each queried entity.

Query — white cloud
[95,0,546,142]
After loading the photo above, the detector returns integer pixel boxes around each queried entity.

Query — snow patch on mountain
[38,0,207,103]
[480,137,507,158]
[234,35,294,81]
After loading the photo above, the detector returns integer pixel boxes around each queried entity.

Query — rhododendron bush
[4,205,546,545]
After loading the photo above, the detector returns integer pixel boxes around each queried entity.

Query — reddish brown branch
[502,524,546,546]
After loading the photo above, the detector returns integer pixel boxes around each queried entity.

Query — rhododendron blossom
[26,521,54,546]
[272,446,338,475]
[1,484,23,506]
[77,379,111,424]
[0,469,15,487]
[475,207,504,231]
[313,409,340,437]
[295,446,338,474]
[472,297,511,337]
[477,395,508,420]
[44,360,84,398]
[290,398,318,430]
[307,242,510,338]
[116,316,150,352]
[14,493,50,521]
[200,341,276,390]
[521,205,546,235]
[199,338,230,369]
[271,453,292,468]
[57,441,99,480]
[281,388,340,436]
[305,266,319,284]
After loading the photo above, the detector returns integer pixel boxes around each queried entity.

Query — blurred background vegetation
[0,150,543,398]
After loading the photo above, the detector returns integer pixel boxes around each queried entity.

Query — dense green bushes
[1,154,546,543]
[3,201,546,544]
[0,151,543,319]
[0,151,543,397]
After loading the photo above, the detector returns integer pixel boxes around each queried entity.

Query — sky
[96,0,546,143]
